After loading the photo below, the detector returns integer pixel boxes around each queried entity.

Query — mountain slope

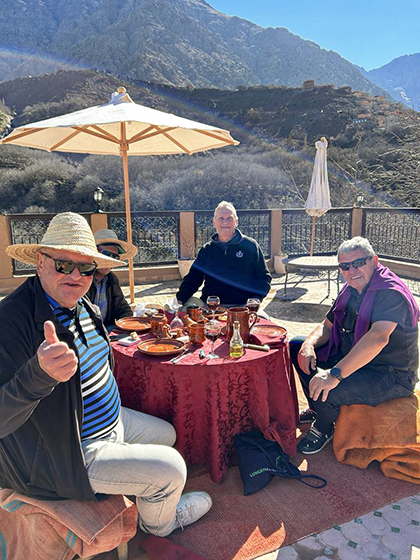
[363,54,420,110]
[0,0,386,97]
[1,69,418,214]
[0,69,403,151]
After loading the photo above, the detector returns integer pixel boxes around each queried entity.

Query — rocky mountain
[362,54,420,111]
[0,0,386,97]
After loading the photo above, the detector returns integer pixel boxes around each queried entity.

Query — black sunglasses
[41,252,97,276]
[98,249,121,260]
[338,256,373,271]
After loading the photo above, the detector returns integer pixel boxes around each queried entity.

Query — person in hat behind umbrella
[0,212,212,536]
[87,229,136,330]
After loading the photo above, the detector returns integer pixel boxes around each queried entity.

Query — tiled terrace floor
[122,270,420,560]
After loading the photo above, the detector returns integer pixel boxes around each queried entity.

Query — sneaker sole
[298,433,333,455]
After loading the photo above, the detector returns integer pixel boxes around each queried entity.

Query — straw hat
[94,229,137,260]
[6,212,124,269]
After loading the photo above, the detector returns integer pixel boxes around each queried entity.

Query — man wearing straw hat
[87,229,136,329]
[0,212,211,536]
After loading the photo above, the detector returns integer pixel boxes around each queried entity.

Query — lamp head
[93,187,104,203]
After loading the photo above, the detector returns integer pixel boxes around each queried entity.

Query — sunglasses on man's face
[338,256,373,271]
[98,249,121,260]
[41,252,97,276]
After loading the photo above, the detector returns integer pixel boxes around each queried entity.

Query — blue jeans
[290,336,414,434]
[82,406,187,537]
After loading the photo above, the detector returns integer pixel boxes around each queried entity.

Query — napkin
[249,323,286,348]
[164,296,182,313]
[117,335,141,346]
[133,303,146,317]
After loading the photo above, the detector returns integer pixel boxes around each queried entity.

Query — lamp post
[93,187,104,213]
[355,192,365,208]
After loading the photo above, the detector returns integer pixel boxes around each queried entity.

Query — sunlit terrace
[1,207,420,559]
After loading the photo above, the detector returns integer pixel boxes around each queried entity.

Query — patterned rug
[92,444,419,560]
[93,388,420,560]
[169,444,419,560]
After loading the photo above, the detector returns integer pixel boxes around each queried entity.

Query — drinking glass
[206,295,220,321]
[169,301,184,337]
[246,298,261,313]
[170,312,184,337]
[205,320,221,359]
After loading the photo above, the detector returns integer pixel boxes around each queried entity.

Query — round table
[284,255,340,299]
[111,329,298,483]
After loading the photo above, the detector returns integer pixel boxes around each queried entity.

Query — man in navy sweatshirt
[177,201,272,308]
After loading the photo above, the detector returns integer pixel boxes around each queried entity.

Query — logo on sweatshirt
[236,251,244,258]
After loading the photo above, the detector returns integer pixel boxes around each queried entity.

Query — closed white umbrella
[2,87,239,301]
[304,137,331,255]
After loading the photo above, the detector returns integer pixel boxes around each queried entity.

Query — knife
[170,349,192,364]
[243,343,270,352]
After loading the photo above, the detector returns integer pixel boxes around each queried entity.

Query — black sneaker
[297,426,333,454]
[299,408,317,424]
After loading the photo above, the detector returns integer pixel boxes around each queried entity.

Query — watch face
[330,367,341,378]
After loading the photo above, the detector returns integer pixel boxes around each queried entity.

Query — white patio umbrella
[2,87,239,302]
[304,136,331,255]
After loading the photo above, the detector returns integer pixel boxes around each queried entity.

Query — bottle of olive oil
[229,320,244,358]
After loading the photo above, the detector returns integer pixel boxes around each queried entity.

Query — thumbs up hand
[37,321,78,382]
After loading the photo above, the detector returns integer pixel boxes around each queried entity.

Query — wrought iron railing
[362,208,420,262]
[7,208,420,275]
[109,212,180,266]
[282,209,352,256]
[8,213,91,274]
[194,210,271,257]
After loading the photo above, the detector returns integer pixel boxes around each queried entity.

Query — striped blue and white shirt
[46,294,121,440]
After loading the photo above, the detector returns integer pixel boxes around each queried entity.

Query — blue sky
[209,0,419,71]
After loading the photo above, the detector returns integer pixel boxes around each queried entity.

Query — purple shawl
[317,263,419,362]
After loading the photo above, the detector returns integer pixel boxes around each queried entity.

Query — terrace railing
[108,212,180,266]
[8,213,91,275]
[4,207,420,279]
[282,208,352,256]
[362,208,420,263]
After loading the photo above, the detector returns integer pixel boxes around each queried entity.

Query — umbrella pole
[310,216,316,256]
[121,124,135,304]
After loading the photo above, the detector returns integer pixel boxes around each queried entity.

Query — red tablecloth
[111,329,298,483]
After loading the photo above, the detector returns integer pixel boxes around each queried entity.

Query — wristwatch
[329,366,344,383]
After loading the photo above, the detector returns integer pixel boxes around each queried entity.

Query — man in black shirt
[291,237,419,454]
